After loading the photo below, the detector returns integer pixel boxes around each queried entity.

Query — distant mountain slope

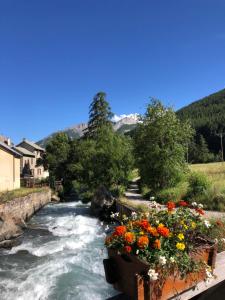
[37,114,139,147]
[177,88,225,153]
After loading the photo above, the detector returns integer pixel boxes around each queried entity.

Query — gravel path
[125,180,225,220]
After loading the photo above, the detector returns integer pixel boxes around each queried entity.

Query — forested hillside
[177,88,225,162]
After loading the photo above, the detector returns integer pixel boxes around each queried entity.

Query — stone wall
[0,188,51,247]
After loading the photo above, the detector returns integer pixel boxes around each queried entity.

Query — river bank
[0,201,117,300]
[0,188,52,248]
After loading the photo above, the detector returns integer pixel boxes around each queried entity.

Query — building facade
[0,141,21,191]
[16,139,49,179]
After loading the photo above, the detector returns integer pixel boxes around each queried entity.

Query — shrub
[156,181,188,204]
[186,172,211,199]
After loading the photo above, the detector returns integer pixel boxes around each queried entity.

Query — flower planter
[104,240,217,300]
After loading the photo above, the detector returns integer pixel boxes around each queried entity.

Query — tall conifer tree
[84,92,113,139]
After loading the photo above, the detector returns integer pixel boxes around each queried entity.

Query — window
[38,169,42,175]
[31,158,33,165]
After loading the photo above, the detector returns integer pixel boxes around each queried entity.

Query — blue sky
[0,0,225,143]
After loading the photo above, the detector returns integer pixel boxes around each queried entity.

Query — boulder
[91,185,116,220]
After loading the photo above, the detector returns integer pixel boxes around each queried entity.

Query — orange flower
[139,219,150,230]
[124,232,136,244]
[167,201,176,211]
[157,225,170,237]
[153,239,161,249]
[137,236,149,249]
[147,226,159,237]
[114,225,127,236]
[124,245,132,253]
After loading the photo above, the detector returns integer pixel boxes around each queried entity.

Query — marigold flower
[153,239,161,249]
[177,233,185,240]
[139,219,150,230]
[179,200,188,207]
[137,236,149,249]
[176,242,185,250]
[167,201,176,211]
[157,225,170,237]
[147,226,159,237]
[114,225,127,236]
[124,232,135,244]
[123,245,132,253]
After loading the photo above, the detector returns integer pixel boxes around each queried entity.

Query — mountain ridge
[37,114,139,147]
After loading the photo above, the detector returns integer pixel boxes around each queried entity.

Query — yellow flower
[177,233,184,240]
[139,231,144,235]
[176,242,185,251]
[191,222,196,229]
[158,223,164,228]
[184,225,188,230]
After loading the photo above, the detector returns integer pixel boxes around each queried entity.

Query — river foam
[0,202,117,300]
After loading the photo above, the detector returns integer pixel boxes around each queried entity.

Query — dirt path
[124,180,225,220]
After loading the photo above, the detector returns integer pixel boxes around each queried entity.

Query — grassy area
[0,187,49,204]
[118,196,149,212]
[190,162,225,192]
[140,162,225,211]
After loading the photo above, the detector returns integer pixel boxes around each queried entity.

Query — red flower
[195,208,204,215]
[139,219,150,230]
[114,225,127,236]
[124,245,132,253]
[157,225,170,237]
[167,201,176,211]
[179,200,188,207]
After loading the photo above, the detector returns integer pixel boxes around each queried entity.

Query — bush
[156,182,187,204]
[186,172,211,199]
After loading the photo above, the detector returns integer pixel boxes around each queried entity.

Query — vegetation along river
[0,201,118,300]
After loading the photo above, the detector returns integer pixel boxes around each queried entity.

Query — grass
[0,187,49,204]
[118,196,149,212]
[190,162,225,192]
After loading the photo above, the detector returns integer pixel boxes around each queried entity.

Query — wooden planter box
[104,240,217,300]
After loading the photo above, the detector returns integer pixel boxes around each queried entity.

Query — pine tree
[84,92,113,139]
[198,135,210,163]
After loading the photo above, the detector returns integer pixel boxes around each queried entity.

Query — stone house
[0,140,22,191]
[15,139,49,179]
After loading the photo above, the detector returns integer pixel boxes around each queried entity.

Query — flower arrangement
[105,201,216,282]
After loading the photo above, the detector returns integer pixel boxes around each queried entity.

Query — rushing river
[0,201,118,300]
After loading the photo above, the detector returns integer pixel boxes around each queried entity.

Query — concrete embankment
[0,188,52,248]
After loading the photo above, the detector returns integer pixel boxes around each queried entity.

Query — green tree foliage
[84,92,113,139]
[45,132,71,189]
[134,99,193,191]
[188,135,214,163]
[177,88,225,160]
[45,93,134,200]
[67,126,134,199]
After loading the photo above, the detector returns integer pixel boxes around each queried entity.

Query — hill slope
[177,88,225,154]
[37,115,139,147]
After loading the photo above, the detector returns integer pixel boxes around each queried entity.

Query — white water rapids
[0,202,118,300]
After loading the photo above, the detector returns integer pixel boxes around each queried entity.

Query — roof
[14,146,35,157]
[0,141,22,158]
[17,139,45,151]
